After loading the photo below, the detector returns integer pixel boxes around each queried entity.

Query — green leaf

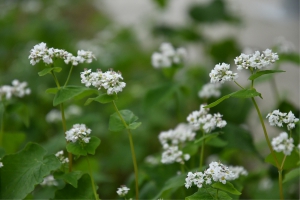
[194,132,222,144]
[248,70,285,80]
[109,110,141,132]
[53,86,91,106]
[283,167,300,183]
[2,132,26,154]
[0,143,61,199]
[54,174,98,199]
[278,53,300,65]
[154,173,186,199]
[185,187,232,200]
[46,88,58,94]
[212,182,241,195]
[66,136,101,156]
[54,171,84,188]
[38,67,62,76]
[84,93,117,105]
[206,137,228,147]
[205,89,261,108]
[265,151,299,170]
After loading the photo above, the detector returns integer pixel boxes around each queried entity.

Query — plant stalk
[278,170,284,200]
[64,65,74,87]
[199,130,205,170]
[0,102,5,146]
[86,157,100,200]
[112,100,139,200]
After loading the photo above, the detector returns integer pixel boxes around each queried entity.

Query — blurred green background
[0,0,299,199]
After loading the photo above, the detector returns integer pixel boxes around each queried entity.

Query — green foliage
[185,187,232,200]
[283,167,300,183]
[248,70,285,81]
[265,151,299,170]
[53,86,95,106]
[2,132,26,154]
[212,182,241,195]
[108,109,141,132]
[84,93,118,105]
[54,174,97,199]
[54,171,85,188]
[0,143,61,199]
[38,67,62,76]
[205,88,262,108]
[66,136,101,156]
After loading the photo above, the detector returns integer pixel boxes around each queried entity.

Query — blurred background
[0,0,299,199]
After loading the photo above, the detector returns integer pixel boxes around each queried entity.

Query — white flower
[55,150,69,164]
[234,49,279,70]
[40,175,58,187]
[29,42,95,66]
[209,63,238,84]
[228,166,248,178]
[266,110,299,130]
[161,146,188,164]
[80,69,126,95]
[185,161,240,189]
[151,42,186,69]
[145,155,160,165]
[116,185,130,197]
[271,132,294,156]
[0,80,30,101]
[186,104,226,133]
[0,158,3,168]
[65,124,91,143]
[198,83,221,99]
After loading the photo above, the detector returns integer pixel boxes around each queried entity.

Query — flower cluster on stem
[81,69,126,95]
[29,42,95,66]
[55,150,69,164]
[209,63,238,84]
[116,185,130,197]
[185,161,247,189]
[186,104,226,133]
[234,49,279,70]
[266,110,299,131]
[65,124,91,144]
[159,123,195,164]
[151,42,187,68]
[271,132,295,156]
[0,80,31,101]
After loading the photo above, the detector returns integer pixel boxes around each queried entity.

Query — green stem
[112,100,139,200]
[251,97,280,168]
[234,81,245,89]
[199,130,205,170]
[51,71,61,89]
[180,164,185,174]
[86,157,100,200]
[64,65,74,87]
[278,170,284,200]
[0,102,5,147]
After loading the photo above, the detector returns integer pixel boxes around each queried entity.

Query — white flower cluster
[145,155,160,165]
[116,185,130,197]
[55,150,69,164]
[46,105,82,123]
[159,124,195,164]
[187,104,226,133]
[185,162,246,189]
[266,110,299,130]
[29,42,95,66]
[271,132,294,156]
[40,175,58,187]
[227,166,248,177]
[209,63,238,84]
[65,124,91,144]
[0,80,31,101]
[234,49,279,70]
[151,42,187,68]
[81,69,126,95]
[198,83,221,99]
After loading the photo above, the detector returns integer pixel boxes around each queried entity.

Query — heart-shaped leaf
[38,67,62,76]
[53,86,92,106]
[66,136,101,156]
[84,93,117,106]
[109,110,141,132]
[248,70,285,80]
[212,182,241,195]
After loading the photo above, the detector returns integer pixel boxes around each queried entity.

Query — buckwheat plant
[186,104,226,169]
[81,67,141,199]
[29,42,96,172]
[205,48,298,199]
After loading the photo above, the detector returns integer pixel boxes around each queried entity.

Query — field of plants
[0,0,299,199]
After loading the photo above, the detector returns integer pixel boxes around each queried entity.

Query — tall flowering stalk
[29,42,96,172]
[81,68,140,200]
[207,48,298,200]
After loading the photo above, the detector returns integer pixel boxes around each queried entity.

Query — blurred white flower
[271,132,294,156]
[266,110,299,131]
[40,175,58,187]
[55,150,69,164]
[151,42,186,68]
[198,83,221,99]
[116,185,130,197]
[0,80,30,101]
